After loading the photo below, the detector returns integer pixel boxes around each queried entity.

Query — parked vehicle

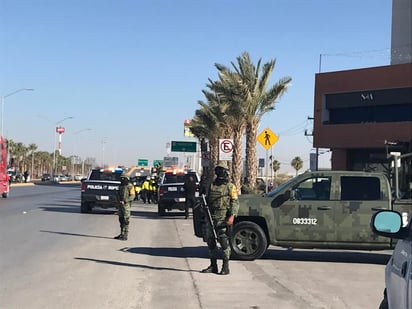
[193,170,412,260]
[80,167,123,213]
[371,210,411,309]
[41,173,51,181]
[157,169,199,216]
[7,169,23,183]
[74,174,86,181]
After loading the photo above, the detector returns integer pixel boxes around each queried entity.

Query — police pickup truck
[193,170,412,260]
[157,169,199,216]
[80,167,123,213]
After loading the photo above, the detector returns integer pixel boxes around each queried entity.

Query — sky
[0,0,393,174]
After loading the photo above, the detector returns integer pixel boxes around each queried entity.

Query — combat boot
[119,231,128,241]
[220,260,230,275]
[201,258,218,274]
[119,234,128,241]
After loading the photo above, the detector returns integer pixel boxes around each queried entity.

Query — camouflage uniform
[115,174,135,241]
[202,163,239,275]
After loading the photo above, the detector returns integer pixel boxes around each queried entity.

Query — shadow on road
[74,257,196,272]
[130,209,189,220]
[38,205,81,213]
[38,203,116,215]
[125,245,208,259]
[40,230,114,240]
[261,247,392,265]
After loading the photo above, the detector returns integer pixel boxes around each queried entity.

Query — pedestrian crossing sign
[257,128,278,150]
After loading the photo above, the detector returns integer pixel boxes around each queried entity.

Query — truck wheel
[2,192,8,198]
[158,203,165,216]
[81,202,92,213]
[378,297,388,309]
[230,221,267,261]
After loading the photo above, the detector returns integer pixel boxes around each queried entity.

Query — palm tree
[207,71,246,191]
[222,52,291,190]
[36,151,53,175]
[28,143,37,178]
[190,104,220,180]
[272,159,280,184]
[191,52,291,191]
[291,156,303,176]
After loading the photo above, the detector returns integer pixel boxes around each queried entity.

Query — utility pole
[305,116,318,170]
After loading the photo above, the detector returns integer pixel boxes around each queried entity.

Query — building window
[324,87,412,124]
[328,104,412,124]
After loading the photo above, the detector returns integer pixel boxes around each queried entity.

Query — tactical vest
[208,183,231,217]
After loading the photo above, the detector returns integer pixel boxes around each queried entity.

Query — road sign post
[171,141,197,152]
[219,139,233,161]
[257,128,278,193]
[257,128,278,150]
[137,159,148,166]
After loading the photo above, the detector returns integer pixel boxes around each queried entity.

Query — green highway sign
[171,141,197,153]
[153,160,163,167]
[137,159,148,166]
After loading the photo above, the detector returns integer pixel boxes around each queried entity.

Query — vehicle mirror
[288,189,297,200]
[284,190,291,200]
[271,190,291,208]
[373,211,402,234]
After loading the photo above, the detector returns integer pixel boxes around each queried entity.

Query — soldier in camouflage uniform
[201,162,239,275]
[114,173,135,241]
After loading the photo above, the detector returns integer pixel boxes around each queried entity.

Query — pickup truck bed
[80,168,122,213]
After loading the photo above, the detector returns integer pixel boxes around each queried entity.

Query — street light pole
[72,128,92,175]
[52,116,74,177]
[1,88,34,136]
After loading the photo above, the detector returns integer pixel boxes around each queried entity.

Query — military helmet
[215,161,229,170]
[120,173,130,181]
[215,161,229,179]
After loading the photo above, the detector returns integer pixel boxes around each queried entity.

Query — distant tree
[28,143,37,177]
[291,156,303,176]
[272,159,280,180]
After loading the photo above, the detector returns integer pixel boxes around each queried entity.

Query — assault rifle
[200,194,217,240]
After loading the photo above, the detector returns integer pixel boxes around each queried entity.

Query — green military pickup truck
[193,170,412,260]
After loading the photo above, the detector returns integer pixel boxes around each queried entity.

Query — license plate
[168,187,177,191]
[100,195,109,200]
[178,198,186,202]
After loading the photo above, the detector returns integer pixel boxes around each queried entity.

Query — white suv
[371,210,411,309]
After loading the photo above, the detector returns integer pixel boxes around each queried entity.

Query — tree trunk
[245,120,258,190]
[209,138,218,180]
[231,128,244,194]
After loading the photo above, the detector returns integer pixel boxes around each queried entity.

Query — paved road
[0,184,390,309]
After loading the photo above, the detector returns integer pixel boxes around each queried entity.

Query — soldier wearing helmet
[201,161,239,275]
[114,173,135,241]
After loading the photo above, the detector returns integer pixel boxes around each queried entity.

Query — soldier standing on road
[114,173,135,241]
[183,173,197,219]
[201,162,239,275]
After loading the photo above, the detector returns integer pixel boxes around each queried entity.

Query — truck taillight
[159,187,164,196]
[81,182,86,192]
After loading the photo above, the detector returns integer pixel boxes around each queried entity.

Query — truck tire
[158,203,165,216]
[2,192,8,198]
[230,221,268,261]
[81,202,92,213]
[378,297,388,309]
